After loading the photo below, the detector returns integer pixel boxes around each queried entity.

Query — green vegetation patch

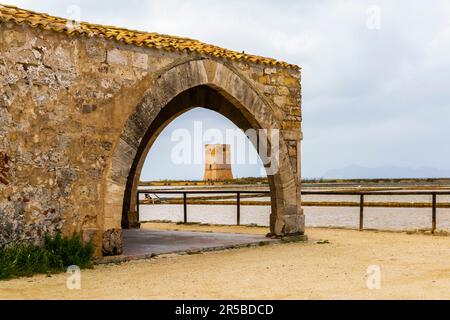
[0,234,94,280]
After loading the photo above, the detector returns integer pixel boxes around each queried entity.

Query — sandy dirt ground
[1,224,449,300]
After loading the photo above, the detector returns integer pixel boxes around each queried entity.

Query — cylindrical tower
[203,144,234,181]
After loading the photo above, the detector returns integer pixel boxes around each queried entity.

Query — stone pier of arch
[0,5,304,256]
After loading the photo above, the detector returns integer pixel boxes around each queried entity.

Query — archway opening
[141,107,266,181]
[103,60,303,257]
[135,107,271,228]
[121,85,278,232]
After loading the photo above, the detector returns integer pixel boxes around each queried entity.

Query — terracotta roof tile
[0,4,299,70]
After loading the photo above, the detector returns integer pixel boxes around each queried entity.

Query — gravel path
[1,224,449,300]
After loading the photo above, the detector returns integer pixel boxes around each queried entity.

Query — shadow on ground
[122,229,278,257]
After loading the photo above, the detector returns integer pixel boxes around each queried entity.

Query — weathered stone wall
[0,20,302,254]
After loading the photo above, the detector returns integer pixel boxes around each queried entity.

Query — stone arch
[102,59,303,254]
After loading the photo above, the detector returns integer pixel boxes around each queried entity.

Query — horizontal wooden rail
[137,189,449,233]
[138,190,271,195]
[301,191,450,196]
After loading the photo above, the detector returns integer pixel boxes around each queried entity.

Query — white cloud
[3,0,450,178]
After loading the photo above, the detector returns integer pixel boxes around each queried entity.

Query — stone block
[288,146,297,157]
[81,228,99,245]
[85,40,107,62]
[283,214,305,234]
[282,130,303,141]
[277,86,290,96]
[264,67,278,75]
[284,76,299,87]
[273,95,287,108]
[282,120,301,130]
[102,229,123,256]
[132,52,148,69]
[263,85,277,95]
[107,48,128,65]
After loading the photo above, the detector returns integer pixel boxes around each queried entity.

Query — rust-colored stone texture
[0,9,303,256]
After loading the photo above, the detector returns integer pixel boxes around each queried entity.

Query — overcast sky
[4,0,450,179]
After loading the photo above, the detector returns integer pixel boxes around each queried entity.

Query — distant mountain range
[323,165,450,179]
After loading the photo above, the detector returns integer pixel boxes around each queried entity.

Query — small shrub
[44,234,94,269]
[0,242,53,279]
[0,233,94,281]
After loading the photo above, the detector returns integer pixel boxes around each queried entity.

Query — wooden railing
[137,190,450,233]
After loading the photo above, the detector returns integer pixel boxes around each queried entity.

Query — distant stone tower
[203,144,234,181]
